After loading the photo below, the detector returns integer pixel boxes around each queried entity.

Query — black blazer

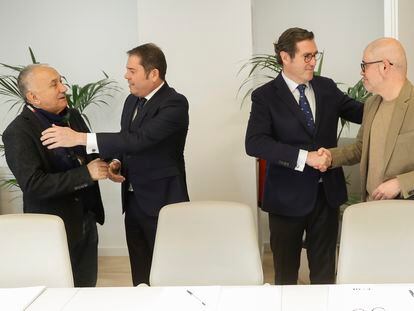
[245,74,363,216]
[96,82,189,216]
[3,106,104,247]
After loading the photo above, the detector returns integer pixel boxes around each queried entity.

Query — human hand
[87,158,109,181]
[306,148,332,172]
[40,124,87,149]
[371,178,401,200]
[108,159,125,183]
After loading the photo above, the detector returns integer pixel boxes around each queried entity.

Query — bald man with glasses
[321,37,414,202]
[245,27,363,285]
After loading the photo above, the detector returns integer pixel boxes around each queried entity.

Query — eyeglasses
[303,52,323,63]
[360,60,393,72]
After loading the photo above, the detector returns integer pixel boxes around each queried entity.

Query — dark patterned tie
[297,84,315,132]
[131,97,147,123]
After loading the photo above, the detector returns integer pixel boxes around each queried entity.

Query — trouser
[269,184,339,285]
[69,211,98,287]
[124,191,158,286]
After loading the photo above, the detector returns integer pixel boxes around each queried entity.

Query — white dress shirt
[281,71,316,172]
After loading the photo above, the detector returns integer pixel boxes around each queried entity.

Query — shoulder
[158,84,189,107]
[252,78,278,99]
[311,75,336,87]
[3,113,29,137]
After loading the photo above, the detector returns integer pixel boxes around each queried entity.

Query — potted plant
[0,47,121,188]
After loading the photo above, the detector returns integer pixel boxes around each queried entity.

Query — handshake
[306,147,331,172]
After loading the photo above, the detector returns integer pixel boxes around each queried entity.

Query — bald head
[365,37,407,75]
[17,64,51,100]
[17,64,68,114]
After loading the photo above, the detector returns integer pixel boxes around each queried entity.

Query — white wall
[0,0,139,254]
[251,0,384,247]
[252,0,384,138]
[0,0,256,255]
[136,0,255,208]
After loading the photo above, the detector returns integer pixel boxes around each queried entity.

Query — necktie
[132,97,147,122]
[297,84,315,132]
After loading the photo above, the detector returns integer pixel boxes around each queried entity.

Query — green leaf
[29,47,38,64]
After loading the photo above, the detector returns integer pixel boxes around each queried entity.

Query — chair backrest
[150,201,263,286]
[337,200,414,284]
[0,213,74,287]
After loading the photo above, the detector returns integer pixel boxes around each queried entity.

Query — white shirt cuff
[295,149,308,172]
[86,133,99,154]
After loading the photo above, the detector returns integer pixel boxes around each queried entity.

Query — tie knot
[137,97,147,109]
[297,84,306,94]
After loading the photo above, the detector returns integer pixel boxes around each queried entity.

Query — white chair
[0,213,74,287]
[149,201,263,286]
[336,200,414,284]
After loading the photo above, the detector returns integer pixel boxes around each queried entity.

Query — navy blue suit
[96,82,189,285]
[245,73,363,284]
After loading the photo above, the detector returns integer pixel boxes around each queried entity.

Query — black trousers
[124,191,158,286]
[268,184,339,285]
[69,211,98,287]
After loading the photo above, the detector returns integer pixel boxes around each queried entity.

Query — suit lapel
[120,95,139,130]
[383,80,411,169]
[134,83,170,127]
[273,75,314,136]
[310,79,322,134]
[21,105,46,135]
[359,96,381,190]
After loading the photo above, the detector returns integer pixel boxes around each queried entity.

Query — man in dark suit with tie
[40,43,190,285]
[3,64,107,287]
[245,28,363,284]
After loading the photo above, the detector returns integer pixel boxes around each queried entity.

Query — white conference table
[25,283,414,311]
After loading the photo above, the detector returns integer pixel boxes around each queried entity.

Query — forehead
[28,67,60,89]
[295,39,318,54]
[33,67,60,82]
[126,55,143,69]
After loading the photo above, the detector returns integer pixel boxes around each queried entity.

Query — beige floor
[96,251,275,287]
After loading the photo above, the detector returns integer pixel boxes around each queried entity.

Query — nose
[59,82,68,93]
[124,72,129,80]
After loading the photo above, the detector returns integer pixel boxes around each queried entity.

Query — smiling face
[26,66,68,114]
[281,39,318,84]
[124,54,159,98]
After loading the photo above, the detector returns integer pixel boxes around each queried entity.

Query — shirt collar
[143,81,165,102]
[281,71,310,93]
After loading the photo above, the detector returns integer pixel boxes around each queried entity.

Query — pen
[409,289,414,298]
[186,289,207,306]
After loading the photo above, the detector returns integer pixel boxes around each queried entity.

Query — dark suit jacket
[3,106,104,247]
[96,82,189,216]
[245,74,363,216]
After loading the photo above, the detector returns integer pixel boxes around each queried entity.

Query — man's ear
[26,91,38,105]
[280,51,291,65]
[150,68,160,82]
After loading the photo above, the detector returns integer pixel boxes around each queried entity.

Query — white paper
[0,286,46,311]
[151,286,221,311]
[217,285,281,311]
[328,284,414,311]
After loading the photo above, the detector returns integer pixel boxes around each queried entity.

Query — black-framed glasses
[360,60,394,72]
[303,52,323,63]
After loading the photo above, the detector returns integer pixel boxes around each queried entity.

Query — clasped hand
[306,148,331,172]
